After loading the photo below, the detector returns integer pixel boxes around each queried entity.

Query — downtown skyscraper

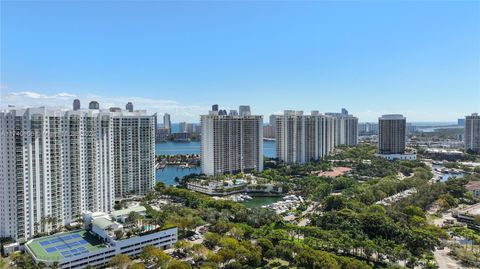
[0,104,155,240]
[275,111,336,164]
[201,105,263,176]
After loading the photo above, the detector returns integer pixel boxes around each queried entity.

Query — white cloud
[8,91,77,99]
[0,90,208,122]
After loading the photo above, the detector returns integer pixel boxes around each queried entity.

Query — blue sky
[1,0,479,122]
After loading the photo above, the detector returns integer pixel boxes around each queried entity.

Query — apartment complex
[0,104,155,240]
[465,113,480,154]
[25,207,177,269]
[111,110,156,198]
[378,114,406,154]
[263,124,275,139]
[201,105,263,175]
[163,113,171,133]
[178,122,200,134]
[275,110,336,164]
[377,114,415,160]
[358,122,379,136]
[326,109,358,146]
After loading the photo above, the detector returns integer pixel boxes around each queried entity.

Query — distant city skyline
[0,94,475,123]
[1,1,479,122]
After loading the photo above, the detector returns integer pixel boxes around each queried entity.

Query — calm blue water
[156,166,201,186]
[441,173,464,182]
[155,140,276,157]
[263,140,275,158]
[156,141,201,155]
[155,140,276,185]
[433,164,465,182]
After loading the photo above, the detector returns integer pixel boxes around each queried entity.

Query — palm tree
[40,216,48,233]
[34,222,40,234]
[51,261,60,269]
[46,216,54,234]
[49,216,58,231]
[36,262,46,269]
[75,213,84,227]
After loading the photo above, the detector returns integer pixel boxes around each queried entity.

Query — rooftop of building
[459,203,480,216]
[111,205,147,218]
[466,181,480,190]
[25,230,105,263]
[1,106,154,117]
[379,114,405,120]
[202,113,262,118]
[425,148,463,154]
[92,217,116,230]
[466,113,479,117]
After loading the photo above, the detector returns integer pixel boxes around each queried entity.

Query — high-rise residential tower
[0,105,155,241]
[269,115,279,126]
[111,110,156,198]
[377,114,416,160]
[326,109,358,146]
[126,102,134,112]
[465,113,480,153]
[163,113,171,133]
[378,114,406,154]
[275,110,336,164]
[201,105,263,176]
[239,105,251,116]
[89,101,100,110]
[73,99,81,110]
[358,122,379,136]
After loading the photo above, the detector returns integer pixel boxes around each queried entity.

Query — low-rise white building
[187,176,282,196]
[376,153,417,161]
[25,210,177,269]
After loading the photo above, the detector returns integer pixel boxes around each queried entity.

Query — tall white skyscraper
[0,105,155,240]
[201,105,263,176]
[163,113,171,133]
[110,110,156,198]
[326,110,358,146]
[465,113,480,154]
[275,110,336,164]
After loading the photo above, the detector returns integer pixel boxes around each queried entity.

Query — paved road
[434,247,470,269]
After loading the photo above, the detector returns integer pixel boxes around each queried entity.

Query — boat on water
[178,163,198,169]
[228,194,253,202]
[155,163,166,170]
[241,194,253,200]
